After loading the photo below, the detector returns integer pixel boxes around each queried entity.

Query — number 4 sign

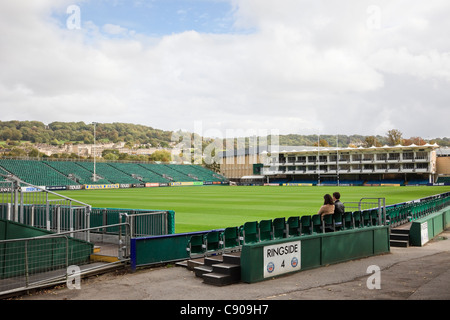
[263,241,301,278]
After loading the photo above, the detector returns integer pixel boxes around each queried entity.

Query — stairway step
[223,254,240,265]
[202,272,240,286]
[187,259,204,271]
[391,229,410,235]
[194,265,213,277]
[204,256,223,266]
[212,263,241,277]
[390,240,409,248]
[390,234,409,241]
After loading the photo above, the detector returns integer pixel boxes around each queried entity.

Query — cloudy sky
[0,0,449,139]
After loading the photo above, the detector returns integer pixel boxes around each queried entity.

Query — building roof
[219,143,440,158]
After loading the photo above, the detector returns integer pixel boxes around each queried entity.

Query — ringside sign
[263,240,301,278]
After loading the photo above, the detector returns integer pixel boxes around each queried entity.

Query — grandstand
[44,160,111,185]
[220,143,448,185]
[107,163,170,184]
[0,159,77,186]
[0,159,227,187]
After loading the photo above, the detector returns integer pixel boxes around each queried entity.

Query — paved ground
[14,228,450,302]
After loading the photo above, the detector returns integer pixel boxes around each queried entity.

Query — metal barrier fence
[89,208,173,237]
[0,223,130,297]
[343,197,387,225]
[0,176,91,239]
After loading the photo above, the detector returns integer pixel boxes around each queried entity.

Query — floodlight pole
[92,122,98,182]
[317,133,320,186]
[336,134,339,186]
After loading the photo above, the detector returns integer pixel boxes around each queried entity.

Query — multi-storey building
[219,143,446,185]
[261,143,439,185]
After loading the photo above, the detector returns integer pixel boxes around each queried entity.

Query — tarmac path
[15,229,450,302]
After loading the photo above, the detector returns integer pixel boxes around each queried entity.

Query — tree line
[0,121,173,147]
[0,121,448,153]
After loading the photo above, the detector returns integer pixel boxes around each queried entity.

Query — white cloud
[102,23,130,36]
[369,47,450,82]
[0,0,449,139]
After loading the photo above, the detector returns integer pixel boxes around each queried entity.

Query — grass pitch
[60,185,450,233]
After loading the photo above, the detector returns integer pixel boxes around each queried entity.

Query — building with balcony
[220,143,445,185]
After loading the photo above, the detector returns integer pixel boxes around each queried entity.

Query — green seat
[221,226,240,252]
[362,211,371,227]
[311,214,322,233]
[300,215,311,234]
[186,234,205,258]
[353,211,363,228]
[286,216,301,237]
[259,219,273,241]
[204,231,222,255]
[333,212,343,231]
[322,214,334,232]
[370,209,379,226]
[241,221,259,244]
[343,212,354,229]
[273,217,286,239]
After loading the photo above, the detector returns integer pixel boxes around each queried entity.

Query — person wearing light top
[317,194,335,219]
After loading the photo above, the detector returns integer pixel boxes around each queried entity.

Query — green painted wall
[241,226,390,283]
[410,207,450,246]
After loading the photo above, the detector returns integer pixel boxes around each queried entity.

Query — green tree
[149,150,172,162]
[386,129,403,146]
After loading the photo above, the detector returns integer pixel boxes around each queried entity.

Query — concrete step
[194,265,213,278]
[390,233,409,241]
[186,259,204,270]
[182,252,242,286]
[223,253,240,265]
[211,263,241,277]
[390,239,409,248]
[390,226,410,248]
[202,272,240,286]
[391,228,410,235]
[204,256,223,266]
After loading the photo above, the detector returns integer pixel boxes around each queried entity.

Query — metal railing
[90,208,172,238]
[0,175,91,239]
[127,211,170,238]
[0,223,130,297]
[343,197,386,225]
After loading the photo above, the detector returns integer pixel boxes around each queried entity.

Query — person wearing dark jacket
[333,192,345,214]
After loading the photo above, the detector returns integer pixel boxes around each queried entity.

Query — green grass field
[58,185,450,233]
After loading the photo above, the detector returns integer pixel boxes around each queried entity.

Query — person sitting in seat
[318,194,335,219]
[333,192,345,215]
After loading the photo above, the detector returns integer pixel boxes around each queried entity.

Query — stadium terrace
[218,143,450,186]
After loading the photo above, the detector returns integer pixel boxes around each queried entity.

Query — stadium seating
[186,234,206,258]
[75,162,141,184]
[362,210,371,227]
[108,162,170,183]
[185,194,449,259]
[300,215,312,234]
[273,217,286,239]
[259,219,274,241]
[333,212,344,231]
[311,214,322,233]
[0,159,78,186]
[239,221,259,244]
[370,209,380,226]
[221,227,240,253]
[0,159,227,187]
[322,214,334,232]
[343,212,354,229]
[44,161,111,185]
[436,177,450,184]
[353,211,363,228]
[286,216,301,237]
[204,231,222,255]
